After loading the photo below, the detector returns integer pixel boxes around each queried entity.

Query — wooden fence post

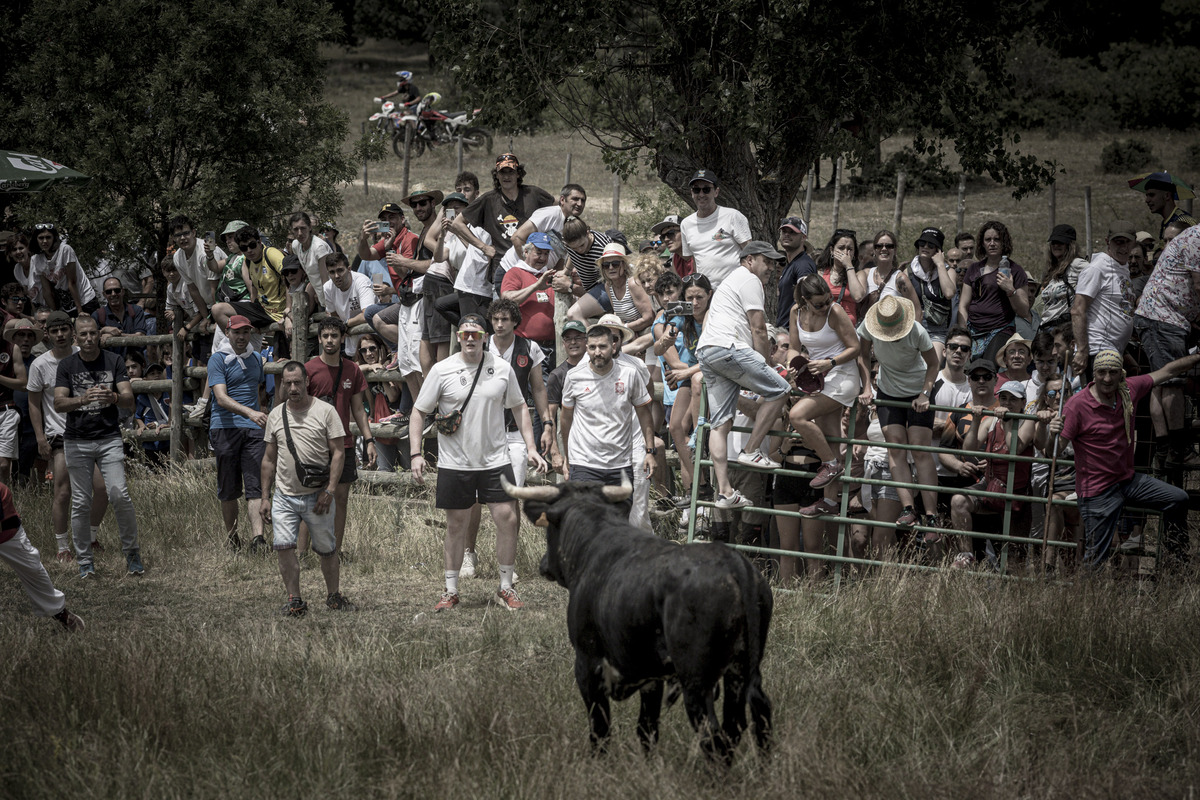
[612,173,620,230]
[290,289,310,362]
[401,125,413,200]
[456,135,464,175]
[1083,186,1093,257]
[893,171,907,239]
[831,156,844,233]
[1048,180,1057,234]
[170,315,184,464]
[564,153,573,186]
[956,174,966,234]
[362,121,369,196]
[803,166,814,225]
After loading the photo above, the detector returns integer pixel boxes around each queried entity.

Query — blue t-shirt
[207,350,264,430]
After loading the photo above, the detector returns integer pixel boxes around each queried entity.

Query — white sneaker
[737,450,781,470]
[715,490,752,509]
[460,550,477,578]
[677,508,690,530]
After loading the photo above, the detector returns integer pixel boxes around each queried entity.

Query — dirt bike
[390,92,493,158]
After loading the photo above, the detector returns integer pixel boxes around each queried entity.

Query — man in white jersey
[559,319,656,524]
[679,169,751,287]
[321,253,376,355]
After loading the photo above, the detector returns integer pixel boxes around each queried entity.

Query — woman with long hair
[654,273,713,495]
[957,220,1032,363]
[1032,224,1087,334]
[813,229,867,325]
[864,230,922,322]
[355,332,402,471]
[906,228,957,361]
[561,216,611,295]
[30,223,97,314]
[4,233,42,307]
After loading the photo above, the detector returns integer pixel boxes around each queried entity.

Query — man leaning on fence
[1048,348,1200,569]
[209,314,268,554]
[261,361,354,617]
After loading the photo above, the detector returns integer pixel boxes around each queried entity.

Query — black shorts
[211,427,266,501]
[774,464,822,507]
[567,464,633,517]
[436,464,516,509]
[340,447,358,484]
[226,300,276,330]
[937,473,975,514]
[48,434,65,453]
[421,274,455,344]
[876,390,935,430]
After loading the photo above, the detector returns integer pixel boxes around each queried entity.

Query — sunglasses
[34,223,56,231]
[691,186,713,194]
[875,242,896,250]
[6,296,28,303]
[946,343,971,353]
[601,260,624,269]
[969,373,995,381]
[360,346,378,354]
[458,330,484,341]
[833,228,857,239]
[807,297,832,311]
[411,199,432,208]
[1045,389,1060,397]
[239,243,259,252]
[104,288,123,296]
[661,229,680,238]
[681,274,707,286]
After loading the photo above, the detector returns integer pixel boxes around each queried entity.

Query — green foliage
[0,0,357,270]
[1183,143,1200,174]
[428,0,1058,239]
[1100,139,1156,174]
[845,147,959,198]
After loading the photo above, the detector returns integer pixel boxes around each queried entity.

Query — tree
[0,0,356,273]
[430,0,1059,240]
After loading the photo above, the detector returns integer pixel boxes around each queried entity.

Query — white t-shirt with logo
[1077,252,1136,354]
[414,352,526,471]
[680,205,751,286]
[26,346,80,437]
[31,243,98,307]
[322,272,377,355]
[561,357,651,470]
[697,265,764,354]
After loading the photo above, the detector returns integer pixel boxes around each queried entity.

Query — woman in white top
[865,229,921,323]
[567,243,654,334]
[31,223,97,314]
[787,274,864,519]
[4,233,42,307]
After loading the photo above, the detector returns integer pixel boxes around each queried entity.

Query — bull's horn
[601,473,633,502]
[500,475,561,502]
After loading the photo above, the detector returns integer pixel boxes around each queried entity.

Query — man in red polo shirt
[1049,347,1200,568]
[500,232,558,367]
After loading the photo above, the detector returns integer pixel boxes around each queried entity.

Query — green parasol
[0,150,91,193]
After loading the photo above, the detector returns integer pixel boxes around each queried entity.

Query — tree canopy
[0,0,356,269]
[431,0,1060,237]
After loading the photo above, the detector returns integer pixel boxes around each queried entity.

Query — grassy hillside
[322,40,1198,276]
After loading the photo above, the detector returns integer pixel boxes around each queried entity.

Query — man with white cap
[1071,220,1138,382]
[775,216,817,328]
[1048,347,1200,568]
[650,214,693,277]
[559,316,656,524]
[500,231,560,367]
[679,170,751,287]
[696,241,791,509]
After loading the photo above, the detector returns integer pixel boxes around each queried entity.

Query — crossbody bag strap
[281,404,304,465]
[458,356,486,417]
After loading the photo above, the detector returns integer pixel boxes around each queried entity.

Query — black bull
[503,477,773,763]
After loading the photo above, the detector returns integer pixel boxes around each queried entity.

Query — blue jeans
[65,436,139,566]
[1077,472,1189,567]
[696,345,789,427]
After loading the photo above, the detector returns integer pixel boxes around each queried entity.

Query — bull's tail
[741,562,773,751]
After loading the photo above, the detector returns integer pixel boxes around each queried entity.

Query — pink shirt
[1059,374,1153,497]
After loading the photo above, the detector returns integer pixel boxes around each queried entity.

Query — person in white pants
[0,481,84,631]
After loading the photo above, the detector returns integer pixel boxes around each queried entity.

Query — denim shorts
[1134,316,1188,385]
[696,345,789,427]
[271,492,337,555]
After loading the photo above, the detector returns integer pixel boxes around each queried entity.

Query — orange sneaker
[495,587,524,611]
[433,591,459,612]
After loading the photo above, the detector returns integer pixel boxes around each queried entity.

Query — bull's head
[501,476,632,586]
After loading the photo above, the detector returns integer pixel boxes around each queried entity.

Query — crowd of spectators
[2,157,1198,622]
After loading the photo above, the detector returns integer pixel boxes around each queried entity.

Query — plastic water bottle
[998,255,1011,280]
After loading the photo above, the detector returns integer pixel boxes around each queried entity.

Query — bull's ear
[538,507,567,529]
[533,512,549,527]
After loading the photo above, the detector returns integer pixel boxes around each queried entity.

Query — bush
[1182,142,1200,175]
[1099,138,1155,174]
[845,147,958,198]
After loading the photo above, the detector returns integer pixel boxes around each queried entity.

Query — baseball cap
[227,315,254,331]
[526,232,554,250]
[1107,220,1137,241]
[221,220,250,237]
[442,192,469,207]
[651,214,682,235]
[740,241,785,260]
[967,358,996,377]
[638,239,657,253]
[688,169,718,187]
[1047,224,1077,245]
[561,320,587,337]
[378,202,404,219]
[997,380,1026,399]
[281,253,303,273]
[495,153,520,170]
[914,227,945,249]
[1135,230,1155,244]
[779,216,808,236]
[44,310,73,330]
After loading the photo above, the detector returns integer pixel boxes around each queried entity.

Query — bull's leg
[720,670,748,751]
[747,672,773,751]
[636,681,664,752]
[575,654,611,751]
[681,683,730,764]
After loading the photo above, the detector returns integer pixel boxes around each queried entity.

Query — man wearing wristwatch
[261,361,354,617]
[304,317,375,561]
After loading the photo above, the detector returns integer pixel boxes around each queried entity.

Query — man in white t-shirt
[696,241,791,509]
[321,253,376,355]
[1071,220,1137,382]
[560,324,656,522]
[410,314,547,613]
[170,215,224,308]
[289,211,333,308]
[25,311,83,561]
[679,169,751,287]
[437,192,494,322]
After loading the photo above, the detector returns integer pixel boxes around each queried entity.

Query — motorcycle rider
[375,70,420,107]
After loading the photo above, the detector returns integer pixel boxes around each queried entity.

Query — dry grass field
[3,39,1200,800]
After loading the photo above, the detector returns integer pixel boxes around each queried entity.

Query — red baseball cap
[227,315,254,331]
